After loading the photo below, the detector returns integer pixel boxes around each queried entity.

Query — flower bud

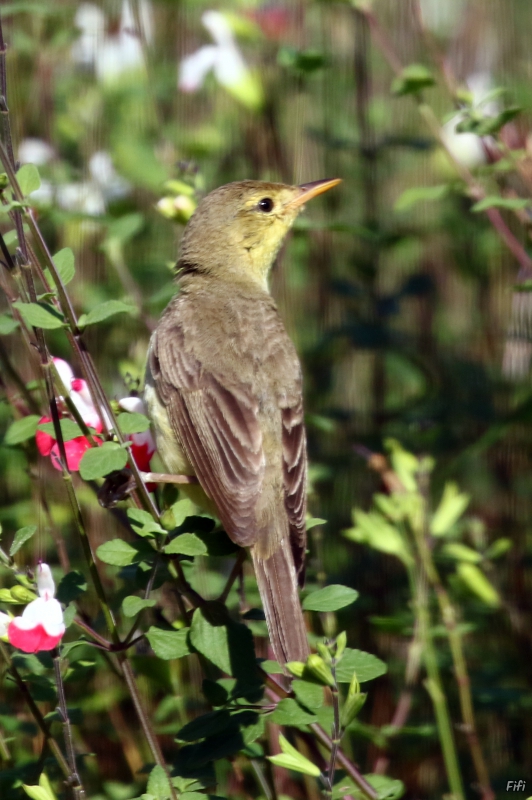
[316,641,333,664]
[305,653,335,687]
[286,660,305,679]
[335,630,347,660]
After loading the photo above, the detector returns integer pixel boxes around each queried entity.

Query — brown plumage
[145,178,341,664]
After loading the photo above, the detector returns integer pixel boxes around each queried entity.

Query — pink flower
[8,564,65,653]
[119,396,156,489]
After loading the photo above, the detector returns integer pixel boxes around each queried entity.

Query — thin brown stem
[53,654,84,799]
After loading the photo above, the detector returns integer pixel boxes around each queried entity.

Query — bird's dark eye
[257,197,274,213]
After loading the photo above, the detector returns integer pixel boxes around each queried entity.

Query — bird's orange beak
[286,178,342,210]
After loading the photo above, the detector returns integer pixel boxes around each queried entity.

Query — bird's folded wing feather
[150,322,264,547]
[281,397,307,580]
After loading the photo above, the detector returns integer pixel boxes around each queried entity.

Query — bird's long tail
[251,537,310,665]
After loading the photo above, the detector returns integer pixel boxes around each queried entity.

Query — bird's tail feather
[251,538,310,665]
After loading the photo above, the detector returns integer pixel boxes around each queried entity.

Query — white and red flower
[36,358,104,472]
[119,396,156,489]
[7,564,65,653]
[36,357,157,482]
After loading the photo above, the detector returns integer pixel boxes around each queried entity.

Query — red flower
[35,415,54,457]
[49,435,98,472]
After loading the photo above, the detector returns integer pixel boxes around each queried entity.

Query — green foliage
[96,538,153,567]
[146,627,191,660]
[77,300,137,329]
[37,419,84,441]
[45,248,76,287]
[4,414,40,444]
[189,603,258,683]
[16,164,41,196]
[303,584,358,611]
[1,4,529,798]
[10,524,37,556]
[12,301,64,329]
[394,184,449,212]
[79,441,128,479]
[116,412,151,434]
[0,313,19,334]
[163,533,207,556]
[391,63,435,96]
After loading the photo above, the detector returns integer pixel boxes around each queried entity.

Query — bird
[145,177,341,665]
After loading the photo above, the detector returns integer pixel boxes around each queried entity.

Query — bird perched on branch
[145,177,341,664]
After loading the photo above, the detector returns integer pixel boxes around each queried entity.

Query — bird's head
[177,178,341,291]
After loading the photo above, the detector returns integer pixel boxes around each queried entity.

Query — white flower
[8,564,66,653]
[179,11,262,110]
[18,138,55,166]
[89,151,131,202]
[442,72,499,169]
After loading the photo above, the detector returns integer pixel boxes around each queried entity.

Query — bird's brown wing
[150,321,264,547]
[281,395,307,581]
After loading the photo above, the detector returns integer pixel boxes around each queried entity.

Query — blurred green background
[2,0,532,797]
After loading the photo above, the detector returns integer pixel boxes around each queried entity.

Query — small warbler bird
[145,177,341,664]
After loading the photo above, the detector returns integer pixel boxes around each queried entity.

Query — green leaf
[10,525,37,556]
[386,439,419,492]
[127,508,165,537]
[484,537,512,560]
[394,184,448,212]
[292,679,324,709]
[96,538,153,567]
[79,441,128,480]
[177,710,232,742]
[4,414,40,445]
[122,595,156,617]
[334,773,405,800]
[335,648,387,683]
[22,773,57,800]
[17,163,41,196]
[306,517,327,530]
[391,63,435,96]
[202,679,229,707]
[189,603,257,681]
[456,105,521,136]
[170,498,201,527]
[0,313,19,335]
[441,543,481,563]
[117,411,151,434]
[78,300,136,328]
[344,509,413,566]
[456,563,500,607]
[267,733,321,777]
[471,196,530,213]
[56,571,87,604]
[37,419,84,442]
[147,765,171,799]
[45,248,76,287]
[106,213,144,243]
[270,698,318,726]
[12,301,64,329]
[303,584,358,612]
[146,626,191,660]
[430,482,470,536]
[164,533,208,556]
